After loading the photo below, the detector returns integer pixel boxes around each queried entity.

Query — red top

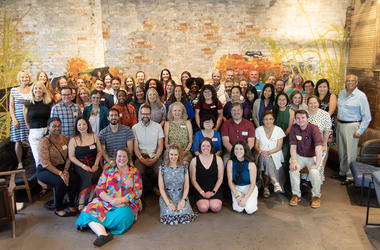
[289,122,323,157]
[112,104,138,128]
[221,118,255,146]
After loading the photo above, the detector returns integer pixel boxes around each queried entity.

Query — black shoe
[93,234,113,247]
[331,175,346,180]
[341,179,354,185]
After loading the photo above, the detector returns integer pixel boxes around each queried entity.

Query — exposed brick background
[0,0,351,83]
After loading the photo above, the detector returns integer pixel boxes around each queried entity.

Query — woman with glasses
[226,141,258,214]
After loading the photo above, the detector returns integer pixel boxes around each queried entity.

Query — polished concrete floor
[1,168,380,250]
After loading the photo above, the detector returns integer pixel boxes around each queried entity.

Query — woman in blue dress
[10,70,31,169]
[191,114,222,156]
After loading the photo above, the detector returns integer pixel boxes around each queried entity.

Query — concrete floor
[1,168,380,250]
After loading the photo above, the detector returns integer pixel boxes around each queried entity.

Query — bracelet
[212,190,216,194]
[81,164,86,169]
[200,190,204,195]
[235,194,240,198]
[291,159,297,163]
[58,171,63,176]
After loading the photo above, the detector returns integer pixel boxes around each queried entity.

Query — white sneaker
[16,202,24,211]
[17,163,23,169]
[274,183,283,193]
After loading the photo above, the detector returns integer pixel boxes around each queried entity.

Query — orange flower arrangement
[216,54,283,81]
[66,57,88,81]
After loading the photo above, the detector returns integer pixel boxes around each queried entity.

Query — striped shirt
[98,124,135,159]
[50,102,82,138]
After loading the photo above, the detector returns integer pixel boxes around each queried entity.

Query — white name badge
[101,98,105,101]
[242,131,248,136]
[296,135,302,141]
[212,138,218,141]
[119,113,123,117]
[62,145,67,150]
[180,125,187,128]
[73,112,78,117]
[211,105,216,108]
[89,144,96,150]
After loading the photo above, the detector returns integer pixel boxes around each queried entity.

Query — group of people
[9,67,371,247]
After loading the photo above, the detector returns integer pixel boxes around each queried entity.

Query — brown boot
[311,197,321,208]
[289,195,300,207]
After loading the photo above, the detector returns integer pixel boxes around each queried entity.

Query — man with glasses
[50,86,82,138]
[132,104,164,195]
[335,74,372,185]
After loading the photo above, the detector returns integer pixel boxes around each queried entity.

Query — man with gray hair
[212,69,228,105]
[248,69,265,96]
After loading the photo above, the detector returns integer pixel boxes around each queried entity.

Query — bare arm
[212,156,224,193]
[222,136,233,153]
[195,109,200,128]
[68,138,91,172]
[286,109,295,136]
[182,170,190,201]
[215,109,223,130]
[328,93,337,116]
[102,144,112,163]
[267,138,283,155]
[289,144,298,170]
[164,121,169,148]
[226,160,238,197]
[312,145,323,169]
[254,137,261,153]
[23,106,30,129]
[185,120,193,152]
[243,162,257,200]
[127,140,134,157]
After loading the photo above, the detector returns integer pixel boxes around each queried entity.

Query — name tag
[180,125,187,128]
[211,105,216,108]
[212,138,218,142]
[73,112,78,117]
[119,113,123,117]
[101,98,105,101]
[296,135,302,141]
[89,144,96,150]
[242,131,248,136]
[62,145,67,150]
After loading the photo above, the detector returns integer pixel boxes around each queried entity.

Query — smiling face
[108,110,119,125]
[117,91,127,105]
[212,71,221,85]
[203,119,214,130]
[345,74,358,93]
[112,79,121,91]
[148,91,157,103]
[91,93,101,105]
[38,73,47,83]
[246,90,255,102]
[277,94,288,108]
[79,89,89,101]
[48,120,62,136]
[304,82,314,95]
[231,87,241,102]
[267,76,276,85]
[181,73,190,85]
[104,75,112,88]
[234,144,245,160]
[58,78,68,88]
[262,113,275,127]
[292,93,302,105]
[317,82,329,96]
[76,78,85,88]
[295,113,308,128]
[61,88,72,105]
[275,80,285,93]
[136,72,145,83]
[226,70,234,81]
[174,86,182,100]
[263,86,272,100]
[94,80,104,91]
[307,97,319,112]
[116,149,129,167]
[125,78,134,90]
[140,107,152,124]
[191,82,199,92]
[135,87,145,101]
[231,105,243,121]
[149,80,157,89]
[172,104,183,120]
[239,81,248,92]
[200,140,212,155]
[249,70,259,83]
[162,70,170,81]
[166,81,174,94]
[77,119,88,134]
[168,148,179,165]
[33,84,44,99]
[203,89,212,101]
[19,72,30,86]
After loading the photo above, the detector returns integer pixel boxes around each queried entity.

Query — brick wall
[0,0,351,83]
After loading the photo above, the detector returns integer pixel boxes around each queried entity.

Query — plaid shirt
[50,102,82,138]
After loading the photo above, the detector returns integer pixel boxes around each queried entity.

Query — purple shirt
[289,122,323,157]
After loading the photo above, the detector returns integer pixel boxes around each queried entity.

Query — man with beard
[98,108,135,164]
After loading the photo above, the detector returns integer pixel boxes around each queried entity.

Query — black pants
[36,165,79,211]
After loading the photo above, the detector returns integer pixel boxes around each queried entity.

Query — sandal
[274,183,283,193]
[54,210,75,217]
[39,189,48,198]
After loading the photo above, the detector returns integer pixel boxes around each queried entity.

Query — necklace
[264,127,272,134]
[91,109,99,116]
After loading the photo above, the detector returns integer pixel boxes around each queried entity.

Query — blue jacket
[83,104,109,131]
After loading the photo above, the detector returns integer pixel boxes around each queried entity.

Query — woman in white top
[254,111,285,198]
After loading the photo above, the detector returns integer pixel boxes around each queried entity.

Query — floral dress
[159,164,197,225]
[76,165,142,234]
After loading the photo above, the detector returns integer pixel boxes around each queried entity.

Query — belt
[338,120,361,124]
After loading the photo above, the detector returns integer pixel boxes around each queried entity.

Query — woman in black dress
[189,137,224,213]
[68,117,102,210]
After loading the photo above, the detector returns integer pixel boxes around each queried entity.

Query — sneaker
[17,163,23,169]
[274,183,283,193]
[289,195,300,206]
[16,202,24,211]
[263,187,270,198]
[311,197,321,208]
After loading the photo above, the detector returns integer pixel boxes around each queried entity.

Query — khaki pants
[337,122,360,178]
[289,154,321,198]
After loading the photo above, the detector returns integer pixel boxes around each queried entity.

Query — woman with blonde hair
[158,144,197,225]
[36,70,55,103]
[76,87,91,112]
[164,102,193,164]
[10,70,31,169]
[138,88,166,126]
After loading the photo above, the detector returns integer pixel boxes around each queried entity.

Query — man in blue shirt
[336,74,372,185]
[247,69,265,96]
